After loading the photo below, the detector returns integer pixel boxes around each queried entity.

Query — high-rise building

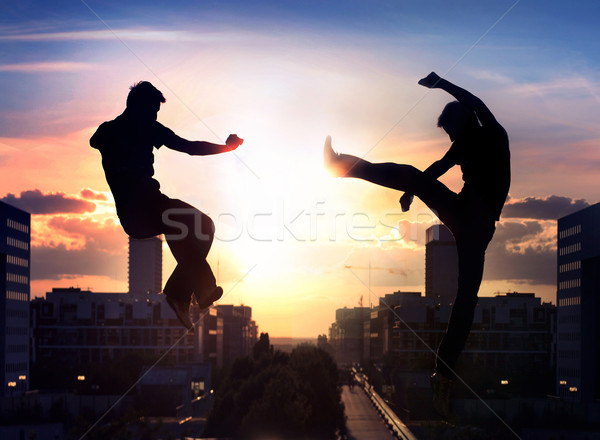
[213,305,258,367]
[328,307,371,364]
[0,201,31,396]
[425,224,458,304]
[128,236,162,298]
[556,203,600,402]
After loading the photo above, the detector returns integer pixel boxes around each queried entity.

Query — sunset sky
[1,0,599,337]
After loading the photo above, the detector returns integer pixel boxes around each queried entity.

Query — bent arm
[400,155,454,211]
[423,155,454,179]
[165,133,243,156]
[419,72,497,127]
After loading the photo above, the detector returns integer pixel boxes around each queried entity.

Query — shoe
[323,136,346,177]
[193,286,223,309]
[430,372,452,417]
[166,296,193,330]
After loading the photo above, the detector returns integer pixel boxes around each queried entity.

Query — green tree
[204,344,345,439]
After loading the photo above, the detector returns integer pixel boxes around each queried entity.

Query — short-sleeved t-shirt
[443,122,510,221]
[90,112,176,205]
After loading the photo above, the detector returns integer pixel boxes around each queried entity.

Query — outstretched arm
[165,134,243,156]
[418,72,497,127]
[400,155,454,211]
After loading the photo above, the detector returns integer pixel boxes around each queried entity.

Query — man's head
[126,81,166,121]
[437,101,479,141]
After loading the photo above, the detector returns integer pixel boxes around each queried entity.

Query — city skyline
[1,1,599,337]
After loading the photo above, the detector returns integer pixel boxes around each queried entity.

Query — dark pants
[116,190,217,303]
[346,158,496,379]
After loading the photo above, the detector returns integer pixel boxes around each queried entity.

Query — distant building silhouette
[425,225,458,305]
[128,236,162,299]
[329,289,555,394]
[0,201,30,397]
[137,363,212,417]
[328,306,371,365]
[378,292,554,371]
[213,305,258,367]
[30,287,257,372]
[557,202,600,402]
[367,291,422,361]
[31,288,200,366]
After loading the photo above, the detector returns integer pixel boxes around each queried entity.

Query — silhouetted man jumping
[90,81,243,330]
[324,72,510,416]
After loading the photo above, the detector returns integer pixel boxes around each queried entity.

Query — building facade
[425,224,458,305]
[214,305,258,367]
[0,201,31,397]
[128,236,162,299]
[30,288,258,376]
[31,288,200,368]
[327,288,555,392]
[372,292,554,375]
[556,203,600,402]
[328,307,371,365]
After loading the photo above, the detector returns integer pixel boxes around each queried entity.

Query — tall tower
[556,203,600,403]
[0,201,31,396]
[425,224,458,305]
[128,236,162,298]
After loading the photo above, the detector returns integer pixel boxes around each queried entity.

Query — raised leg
[324,136,460,229]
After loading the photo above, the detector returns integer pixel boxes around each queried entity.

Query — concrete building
[328,307,371,365]
[556,203,600,402]
[30,287,258,374]
[0,201,30,397]
[368,291,423,362]
[357,289,555,392]
[137,363,212,417]
[30,288,200,367]
[214,305,258,367]
[128,236,162,299]
[425,224,458,305]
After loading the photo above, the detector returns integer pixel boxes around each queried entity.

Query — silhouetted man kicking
[90,81,243,330]
[324,72,510,416]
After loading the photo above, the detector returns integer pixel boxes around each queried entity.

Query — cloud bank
[1,189,96,214]
[503,195,590,220]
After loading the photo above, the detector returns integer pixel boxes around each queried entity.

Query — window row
[6,273,28,285]
[7,255,29,268]
[559,224,581,240]
[559,242,581,256]
[558,312,581,324]
[558,367,580,378]
[6,290,28,302]
[559,279,581,291]
[6,309,28,319]
[6,344,28,354]
[5,326,29,336]
[558,331,581,342]
[559,260,580,273]
[7,218,29,234]
[559,296,581,307]
[5,362,27,373]
[558,350,580,360]
[6,237,29,251]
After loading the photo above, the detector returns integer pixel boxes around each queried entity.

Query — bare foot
[323,135,349,177]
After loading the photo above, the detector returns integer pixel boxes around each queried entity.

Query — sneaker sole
[166,296,194,330]
[195,286,223,309]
